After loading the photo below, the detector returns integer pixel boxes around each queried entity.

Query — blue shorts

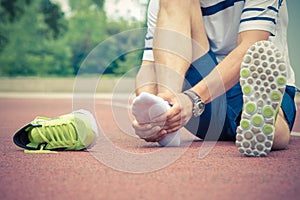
[183,50,297,141]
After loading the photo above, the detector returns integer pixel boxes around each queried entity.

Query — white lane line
[291,132,300,136]
[96,100,130,109]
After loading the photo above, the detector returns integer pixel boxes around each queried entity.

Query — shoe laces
[25,119,78,153]
[24,144,57,154]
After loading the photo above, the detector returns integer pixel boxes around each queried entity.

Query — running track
[0,97,299,200]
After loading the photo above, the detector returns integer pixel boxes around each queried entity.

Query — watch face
[183,90,205,117]
[194,101,205,117]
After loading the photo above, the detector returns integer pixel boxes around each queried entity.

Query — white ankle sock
[131,92,180,147]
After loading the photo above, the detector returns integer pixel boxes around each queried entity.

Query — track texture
[0,98,299,200]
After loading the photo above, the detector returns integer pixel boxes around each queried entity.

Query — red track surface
[0,97,299,200]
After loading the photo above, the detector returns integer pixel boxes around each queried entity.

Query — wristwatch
[183,90,205,117]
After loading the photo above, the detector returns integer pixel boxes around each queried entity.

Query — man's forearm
[191,30,271,103]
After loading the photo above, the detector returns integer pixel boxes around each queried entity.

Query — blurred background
[0,0,148,78]
[0,0,299,88]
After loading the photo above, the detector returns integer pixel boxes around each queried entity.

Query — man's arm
[191,30,271,103]
[159,30,271,133]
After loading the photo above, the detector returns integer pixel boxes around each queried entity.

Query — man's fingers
[167,104,182,120]
[152,113,167,123]
[136,125,160,136]
[163,122,181,131]
[132,120,152,131]
[166,125,182,133]
[166,113,181,124]
[143,129,167,142]
[152,104,181,123]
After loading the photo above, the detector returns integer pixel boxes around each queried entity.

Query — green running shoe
[13,109,99,154]
[236,41,287,157]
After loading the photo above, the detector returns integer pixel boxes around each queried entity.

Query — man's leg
[190,0,210,61]
[154,0,228,140]
[273,110,290,150]
[133,0,210,145]
[153,0,209,94]
[273,85,297,150]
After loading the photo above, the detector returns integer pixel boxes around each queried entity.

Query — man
[132,0,297,156]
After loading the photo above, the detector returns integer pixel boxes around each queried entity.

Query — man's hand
[132,92,193,142]
[132,119,167,142]
[154,93,193,133]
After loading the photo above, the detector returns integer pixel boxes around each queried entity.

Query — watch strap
[183,90,200,103]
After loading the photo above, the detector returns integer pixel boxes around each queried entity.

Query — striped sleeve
[239,0,283,36]
[142,0,159,61]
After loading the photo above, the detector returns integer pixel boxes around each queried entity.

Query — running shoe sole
[236,41,287,157]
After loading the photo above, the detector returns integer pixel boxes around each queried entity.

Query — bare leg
[153,0,209,94]
[135,61,157,95]
[190,0,210,61]
[273,109,290,150]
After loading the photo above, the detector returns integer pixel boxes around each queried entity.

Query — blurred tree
[91,0,105,10]
[0,0,71,76]
[0,0,148,77]
[66,0,108,75]
[0,0,32,22]
[40,0,67,39]
[0,0,32,52]
[103,0,148,76]
[104,20,145,76]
